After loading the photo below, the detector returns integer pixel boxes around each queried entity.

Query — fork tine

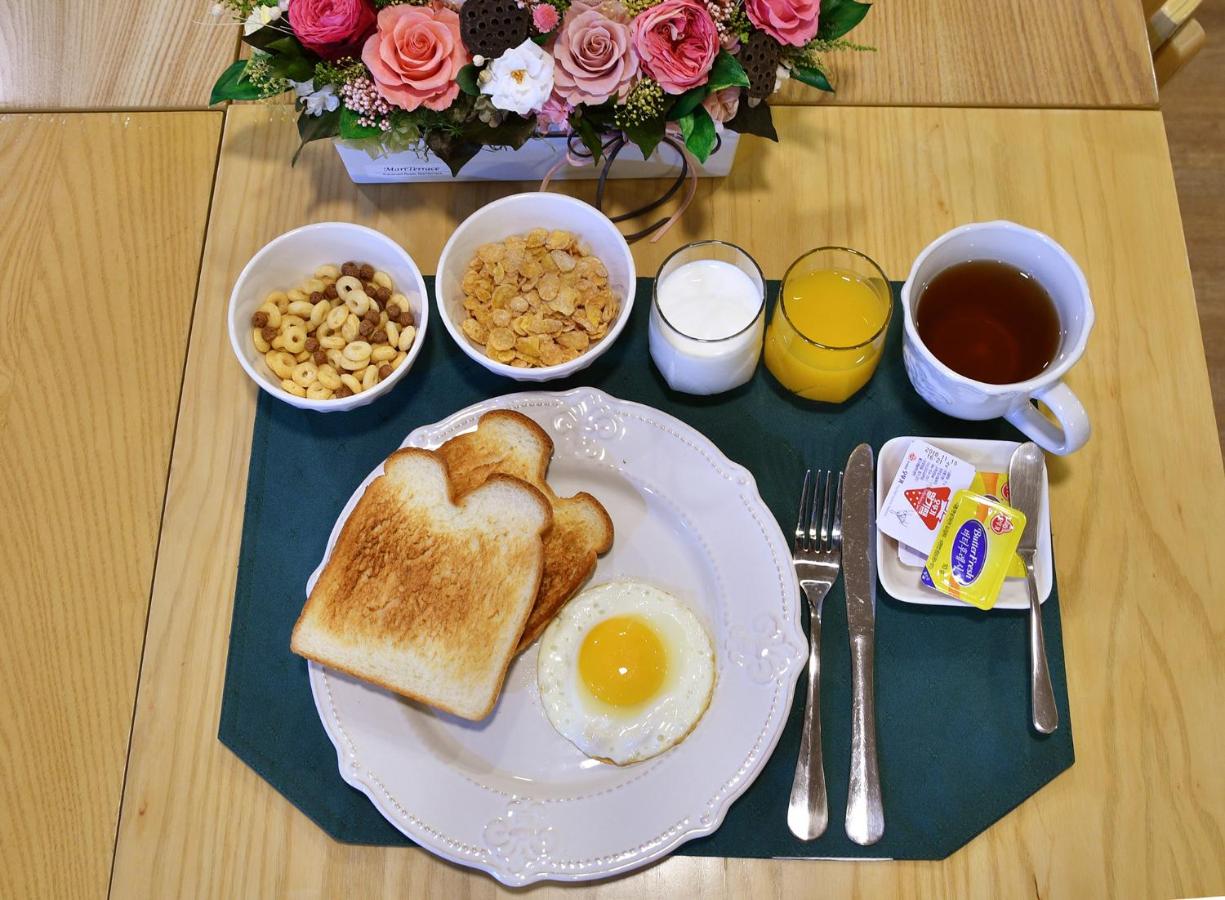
[829,471,844,548]
[809,469,824,545]
[794,469,812,550]
[818,470,833,548]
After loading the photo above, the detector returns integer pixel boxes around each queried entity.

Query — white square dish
[876,436,1053,610]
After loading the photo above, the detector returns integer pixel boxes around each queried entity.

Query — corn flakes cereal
[457,229,618,368]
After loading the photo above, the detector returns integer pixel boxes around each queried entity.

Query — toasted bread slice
[290,448,552,720]
[436,410,614,651]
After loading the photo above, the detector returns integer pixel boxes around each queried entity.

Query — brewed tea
[916,260,1061,384]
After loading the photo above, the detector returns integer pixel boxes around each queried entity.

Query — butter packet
[922,490,1027,610]
[902,471,1026,578]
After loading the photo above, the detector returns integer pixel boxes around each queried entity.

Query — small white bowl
[228,222,429,411]
[435,193,636,381]
[876,436,1053,611]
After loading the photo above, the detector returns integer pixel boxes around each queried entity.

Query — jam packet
[922,490,1027,610]
[879,440,976,556]
[900,470,1025,578]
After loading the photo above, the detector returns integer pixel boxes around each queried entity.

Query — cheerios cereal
[251,261,418,400]
[458,229,618,368]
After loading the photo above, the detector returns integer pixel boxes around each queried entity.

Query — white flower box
[334,131,739,184]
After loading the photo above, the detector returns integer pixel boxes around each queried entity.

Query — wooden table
[0,1,1156,110]
[98,104,1225,899]
[0,111,222,900]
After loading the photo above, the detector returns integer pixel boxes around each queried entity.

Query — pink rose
[553,7,639,105]
[361,4,470,112]
[745,0,820,47]
[702,86,739,126]
[532,3,559,33]
[631,0,719,95]
[288,0,376,61]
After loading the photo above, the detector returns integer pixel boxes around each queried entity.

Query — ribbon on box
[539,126,711,245]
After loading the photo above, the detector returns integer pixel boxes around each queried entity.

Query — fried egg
[537,581,715,765]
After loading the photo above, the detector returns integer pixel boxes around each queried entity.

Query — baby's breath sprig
[622,0,663,15]
[245,52,291,97]
[374,0,429,7]
[704,0,748,44]
[614,78,665,129]
[314,58,368,88]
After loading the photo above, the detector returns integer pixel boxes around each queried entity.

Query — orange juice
[764,263,892,402]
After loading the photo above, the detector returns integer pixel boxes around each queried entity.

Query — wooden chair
[1144,0,1207,86]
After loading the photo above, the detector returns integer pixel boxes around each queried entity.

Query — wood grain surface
[0,0,1155,110]
[1163,0,1224,448]
[772,0,1157,108]
[0,112,221,900]
[0,1,237,109]
[108,104,1225,899]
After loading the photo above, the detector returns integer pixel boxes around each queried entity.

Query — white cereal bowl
[434,193,636,381]
[227,222,429,411]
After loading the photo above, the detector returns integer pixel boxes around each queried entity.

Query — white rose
[480,39,554,117]
[243,2,282,35]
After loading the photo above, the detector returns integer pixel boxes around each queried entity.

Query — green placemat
[220,278,1074,860]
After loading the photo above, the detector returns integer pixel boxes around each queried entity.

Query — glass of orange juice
[764,247,892,402]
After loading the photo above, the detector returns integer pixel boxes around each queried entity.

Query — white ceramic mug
[901,221,1095,455]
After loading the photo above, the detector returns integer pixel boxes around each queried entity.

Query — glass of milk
[649,241,766,395]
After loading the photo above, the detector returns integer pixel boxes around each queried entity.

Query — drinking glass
[649,241,766,395]
[764,247,892,403]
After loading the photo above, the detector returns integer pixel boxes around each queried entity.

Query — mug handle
[1004,382,1091,455]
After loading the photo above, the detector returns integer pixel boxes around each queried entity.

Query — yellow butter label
[923,490,1027,610]
[969,472,1025,579]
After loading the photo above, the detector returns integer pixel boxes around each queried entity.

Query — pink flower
[536,91,572,133]
[553,7,639,106]
[361,4,470,112]
[702,86,739,126]
[288,0,377,61]
[745,0,820,47]
[532,3,560,33]
[631,0,718,95]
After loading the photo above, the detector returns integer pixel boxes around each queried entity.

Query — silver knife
[1008,442,1059,734]
[841,443,884,846]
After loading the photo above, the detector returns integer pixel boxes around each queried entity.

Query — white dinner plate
[305,387,805,885]
[875,436,1053,610]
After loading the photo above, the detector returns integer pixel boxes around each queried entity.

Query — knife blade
[1008,442,1059,734]
[841,442,884,846]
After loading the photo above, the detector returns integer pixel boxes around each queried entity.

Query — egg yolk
[578,616,667,707]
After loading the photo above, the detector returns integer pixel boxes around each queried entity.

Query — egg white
[536,581,716,765]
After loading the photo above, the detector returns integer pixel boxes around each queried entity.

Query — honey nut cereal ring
[371,344,397,363]
[397,325,417,352]
[280,378,307,398]
[316,365,342,390]
[343,341,372,362]
[282,324,307,354]
[291,362,318,387]
[253,328,270,353]
[362,365,379,391]
[314,264,341,280]
[319,334,345,350]
[340,373,362,394]
[372,271,393,290]
[326,305,348,330]
[287,300,315,318]
[257,303,282,329]
[306,384,333,401]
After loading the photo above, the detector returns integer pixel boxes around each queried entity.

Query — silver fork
[787,468,844,841]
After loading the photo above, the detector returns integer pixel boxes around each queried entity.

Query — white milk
[649,259,765,395]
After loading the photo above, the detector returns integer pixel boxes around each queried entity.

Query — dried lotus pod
[738,30,783,101]
[460,0,532,60]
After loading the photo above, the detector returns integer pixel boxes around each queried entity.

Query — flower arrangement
[210,0,872,174]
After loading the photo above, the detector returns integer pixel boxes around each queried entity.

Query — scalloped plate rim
[305,388,805,885]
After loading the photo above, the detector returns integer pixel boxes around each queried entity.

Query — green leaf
[667,86,707,121]
[725,99,778,142]
[790,65,834,92]
[425,131,483,177]
[706,50,750,92]
[457,64,480,97]
[210,60,263,105]
[339,106,382,140]
[623,115,666,161]
[679,107,717,163]
[570,113,604,165]
[292,107,341,165]
[818,0,871,40]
